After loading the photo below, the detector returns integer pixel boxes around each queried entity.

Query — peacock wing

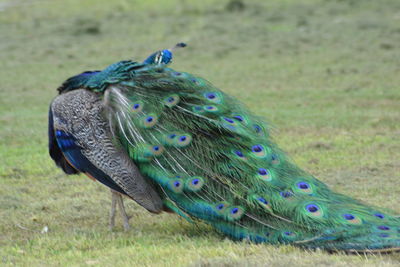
[49,89,163,213]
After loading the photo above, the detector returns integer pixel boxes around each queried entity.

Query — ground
[0,0,400,266]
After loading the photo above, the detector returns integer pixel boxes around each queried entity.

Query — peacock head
[143,43,187,65]
[143,50,173,65]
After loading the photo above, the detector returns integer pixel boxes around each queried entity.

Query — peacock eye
[233,115,244,122]
[257,197,268,204]
[234,150,244,157]
[378,225,390,231]
[306,204,319,213]
[297,182,309,189]
[224,117,234,123]
[258,168,268,175]
[252,145,263,153]
[217,204,225,210]
[206,93,216,99]
[343,214,355,220]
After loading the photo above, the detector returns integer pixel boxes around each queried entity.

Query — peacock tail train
[58,52,400,252]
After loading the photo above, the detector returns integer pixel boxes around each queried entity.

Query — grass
[1,0,400,265]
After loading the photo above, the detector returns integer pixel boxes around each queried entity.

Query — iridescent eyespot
[215,202,229,214]
[294,181,314,194]
[253,124,264,135]
[232,149,246,160]
[174,134,192,147]
[378,225,390,231]
[271,154,280,165]
[223,117,235,123]
[281,231,297,240]
[258,168,267,175]
[259,198,268,204]
[233,115,244,122]
[250,144,269,159]
[167,179,184,193]
[185,176,204,192]
[163,94,180,107]
[141,114,158,128]
[225,206,244,220]
[343,214,355,220]
[305,203,324,218]
[374,213,385,219]
[280,191,293,198]
[342,213,362,225]
[204,92,223,104]
[132,102,144,113]
[203,105,219,112]
[306,204,318,212]
[151,145,164,156]
[256,168,272,181]
[251,194,272,210]
[164,132,178,145]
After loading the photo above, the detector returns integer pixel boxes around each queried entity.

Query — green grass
[1,0,400,265]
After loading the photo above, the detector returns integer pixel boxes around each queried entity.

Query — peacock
[48,43,400,253]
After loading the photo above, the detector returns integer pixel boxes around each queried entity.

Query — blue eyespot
[306,204,319,213]
[257,197,268,204]
[179,136,187,142]
[173,181,181,187]
[280,191,293,198]
[374,213,385,219]
[297,182,309,189]
[378,225,390,231]
[192,179,199,185]
[253,125,262,133]
[153,146,159,151]
[258,168,268,175]
[216,204,225,210]
[252,145,263,153]
[233,115,244,122]
[223,117,234,123]
[146,117,153,122]
[343,214,355,220]
[206,93,216,99]
[133,103,140,109]
[234,150,244,157]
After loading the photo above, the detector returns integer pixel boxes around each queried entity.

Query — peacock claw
[109,190,131,231]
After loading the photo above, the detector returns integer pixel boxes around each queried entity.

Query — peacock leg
[116,193,131,231]
[109,190,117,230]
[109,190,131,231]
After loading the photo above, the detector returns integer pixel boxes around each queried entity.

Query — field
[1,0,400,266]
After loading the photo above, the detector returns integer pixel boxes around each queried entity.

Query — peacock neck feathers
[57,61,145,94]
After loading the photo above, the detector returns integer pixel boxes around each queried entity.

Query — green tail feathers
[86,60,399,252]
